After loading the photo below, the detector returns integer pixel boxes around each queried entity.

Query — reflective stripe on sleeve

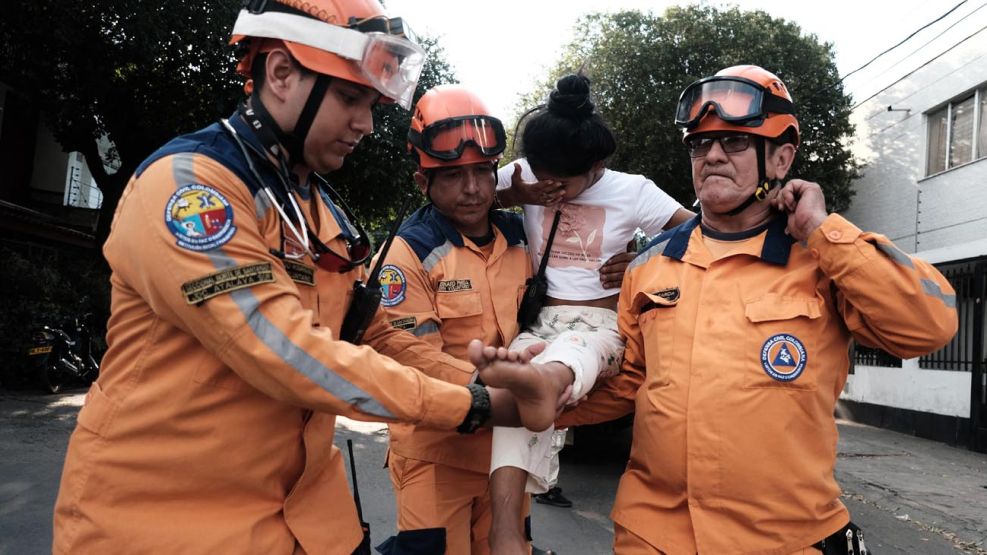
[423,241,453,273]
[921,278,957,308]
[412,321,440,337]
[172,153,395,419]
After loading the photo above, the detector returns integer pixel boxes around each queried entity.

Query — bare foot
[469,340,570,432]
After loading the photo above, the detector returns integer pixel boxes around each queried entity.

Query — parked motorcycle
[26,313,100,393]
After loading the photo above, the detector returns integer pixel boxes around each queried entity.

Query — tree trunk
[77,139,132,256]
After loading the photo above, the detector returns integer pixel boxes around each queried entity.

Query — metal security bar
[853,345,902,368]
[920,260,981,371]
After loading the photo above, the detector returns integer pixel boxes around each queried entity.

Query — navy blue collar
[426,205,524,247]
[664,214,793,266]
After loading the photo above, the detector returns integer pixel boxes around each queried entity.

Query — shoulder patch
[437,279,473,292]
[182,262,275,305]
[379,265,408,307]
[166,184,237,251]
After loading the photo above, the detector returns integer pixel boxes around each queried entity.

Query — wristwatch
[457,383,491,434]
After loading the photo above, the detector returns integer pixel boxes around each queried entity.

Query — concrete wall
[844,362,972,418]
[29,123,71,195]
[841,28,987,421]
[844,26,987,254]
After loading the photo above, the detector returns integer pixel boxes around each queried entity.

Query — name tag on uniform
[182,262,275,305]
[438,279,472,292]
[283,260,315,286]
[390,316,416,330]
[653,287,680,302]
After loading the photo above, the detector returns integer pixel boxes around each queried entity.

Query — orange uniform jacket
[560,214,957,554]
[53,117,474,554]
[372,204,531,472]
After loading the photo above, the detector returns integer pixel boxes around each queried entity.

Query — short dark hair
[518,74,617,177]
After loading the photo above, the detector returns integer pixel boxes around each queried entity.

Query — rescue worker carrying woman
[52,1,562,553]
[473,64,958,554]
[372,84,535,555]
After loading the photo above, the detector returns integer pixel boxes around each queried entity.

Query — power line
[806,0,969,98]
[840,0,968,82]
[862,1,987,121]
[851,23,987,110]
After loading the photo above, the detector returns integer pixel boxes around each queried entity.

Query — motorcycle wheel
[39,360,65,394]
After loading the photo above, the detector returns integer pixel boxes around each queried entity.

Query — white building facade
[841,26,987,452]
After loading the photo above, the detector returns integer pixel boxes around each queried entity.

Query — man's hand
[600,251,636,289]
[771,179,827,242]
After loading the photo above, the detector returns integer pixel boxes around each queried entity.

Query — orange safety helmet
[408,85,507,169]
[676,65,799,146]
[230,0,425,109]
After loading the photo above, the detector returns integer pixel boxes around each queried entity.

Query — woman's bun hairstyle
[519,73,616,177]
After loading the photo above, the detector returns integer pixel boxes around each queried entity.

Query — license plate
[28,346,53,355]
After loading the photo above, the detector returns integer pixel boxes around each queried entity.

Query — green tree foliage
[512,6,859,212]
[0,0,243,246]
[0,2,455,246]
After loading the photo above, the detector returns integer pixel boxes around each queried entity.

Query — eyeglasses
[675,76,795,130]
[408,115,506,162]
[685,134,752,158]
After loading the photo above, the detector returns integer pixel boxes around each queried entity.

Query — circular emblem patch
[165,184,236,251]
[760,334,807,382]
[379,265,407,307]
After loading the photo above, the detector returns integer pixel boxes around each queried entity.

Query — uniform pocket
[743,294,821,390]
[436,290,483,320]
[633,291,678,389]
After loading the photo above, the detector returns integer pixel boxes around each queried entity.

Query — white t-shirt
[497,158,682,301]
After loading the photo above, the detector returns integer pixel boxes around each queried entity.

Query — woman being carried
[489,74,693,553]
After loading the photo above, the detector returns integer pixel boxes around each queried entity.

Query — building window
[926,86,986,175]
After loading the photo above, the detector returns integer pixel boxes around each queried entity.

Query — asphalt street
[1,388,984,554]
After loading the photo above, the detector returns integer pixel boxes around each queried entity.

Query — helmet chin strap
[720,136,780,217]
[243,74,333,168]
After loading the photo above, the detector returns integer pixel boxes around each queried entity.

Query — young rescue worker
[487,74,693,553]
[371,84,534,555]
[474,65,958,554]
[51,2,560,553]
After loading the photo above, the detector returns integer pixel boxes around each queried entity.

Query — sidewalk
[834,419,987,553]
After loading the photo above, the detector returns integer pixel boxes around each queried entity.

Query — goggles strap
[288,74,333,164]
[723,136,776,217]
[243,97,293,166]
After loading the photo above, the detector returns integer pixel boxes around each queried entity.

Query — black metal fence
[920,261,981,371]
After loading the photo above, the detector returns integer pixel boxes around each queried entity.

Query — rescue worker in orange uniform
[476,65,959,554]
[51,2,560,553]
[372,85,534,555]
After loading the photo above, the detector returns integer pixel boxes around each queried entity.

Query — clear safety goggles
[675,76,794,130]
[408,115,506,161]
[232,9,426,109]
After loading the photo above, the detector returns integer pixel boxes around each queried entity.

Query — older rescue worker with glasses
[52,1,562,553]
[472,64,958,554]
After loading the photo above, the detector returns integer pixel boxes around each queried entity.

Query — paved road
[1,388,984,554]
